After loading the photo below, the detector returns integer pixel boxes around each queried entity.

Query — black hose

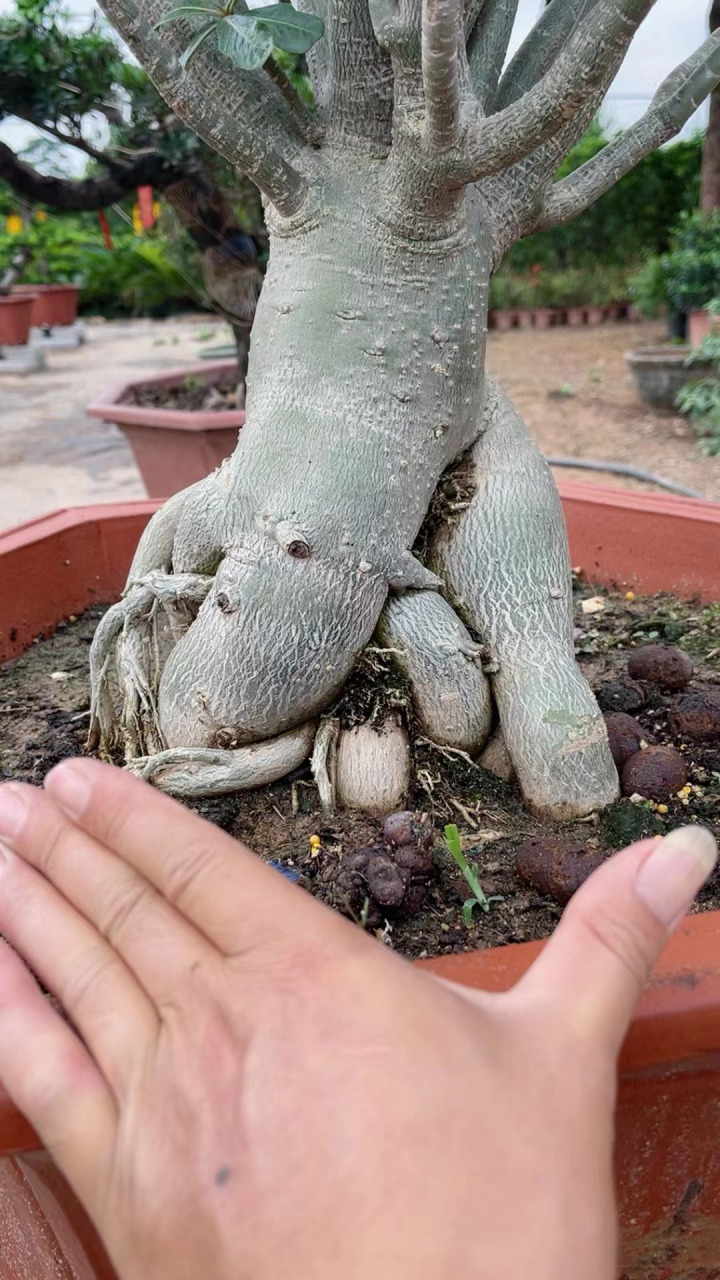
[544,456,707,501]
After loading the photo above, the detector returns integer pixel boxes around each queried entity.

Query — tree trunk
[701,0,720,210]
[91,156,617,819]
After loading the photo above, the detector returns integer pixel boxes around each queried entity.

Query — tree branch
[296,0,394,149]
[423,0,462,151]
[467,0,520,111]
[494,0,599,111]
[0,140,183,210]
[458,0,654,182]
[533,30,720,232]
[98,0,311,215]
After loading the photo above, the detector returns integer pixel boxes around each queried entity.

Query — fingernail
[636,826,718,927]
[0,786,29,842]
[45,762,92,818]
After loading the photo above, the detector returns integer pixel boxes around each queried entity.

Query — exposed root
[335,716,411,816]
[311,717,340,812]
[88,572,213,756]
[127,721,317,797]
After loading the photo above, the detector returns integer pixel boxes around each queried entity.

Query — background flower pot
[0,294,36,346]
[12,283,79,329]
[626,345,712,411]
[566,305,586,326]
[1,486,720,1276]
[87,361,245,499]
[532,307,554,329]
[688,308,717,348]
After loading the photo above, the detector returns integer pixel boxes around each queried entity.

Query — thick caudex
[90,0,720,818]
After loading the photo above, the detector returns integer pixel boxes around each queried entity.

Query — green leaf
[217,12,273,68]
[253,3,323,54]
[462,898,477,927]
[152,3,219,28]
[178,20,217,67]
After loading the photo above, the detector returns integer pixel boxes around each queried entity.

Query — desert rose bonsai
[89,0,720,820]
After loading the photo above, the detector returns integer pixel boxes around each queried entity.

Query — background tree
[0,0,264,377]
[702,0,720,210]
[88,0,720,821]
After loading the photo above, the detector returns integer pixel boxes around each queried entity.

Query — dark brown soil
[125,377,240,413]
[1,582,719,960]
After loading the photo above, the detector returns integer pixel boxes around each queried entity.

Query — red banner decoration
[137,185,155,229]
[98,210,114,250]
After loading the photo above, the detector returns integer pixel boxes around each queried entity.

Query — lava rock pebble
[382,810,433,849]
[669,691,720,743]
[393,844,434,876]
[627,644,694,691]
[516,838,605,905]
[604,712,655,769]
[366,854,406,908]
[596,679,646,714]
[621,745,688,800]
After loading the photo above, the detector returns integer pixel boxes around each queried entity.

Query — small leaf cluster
[676,310,720,457]
[154,0,324,72]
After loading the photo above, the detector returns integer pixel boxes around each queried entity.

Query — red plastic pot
[12,283,79,328]
[532,307,554,329]
[1,485,720,1276]
[566,305,586,327]
[87,361,245,499]
[492,310,516,332]
[688,308,716,349]
[0,294,36,346]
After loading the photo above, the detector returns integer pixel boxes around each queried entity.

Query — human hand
[0,760,714,1280]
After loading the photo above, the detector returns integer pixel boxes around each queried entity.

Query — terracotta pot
[585,305,604,326]
[566,305,586,327]
[87,361,245,499]
[532,307,554,330]
[515,309,534,329]
[625,345,712,412]
[688,308,717,349]
[12,283,79,328]
[492,310,516,332]
[1,485,720,1275]
[0,294,36,346]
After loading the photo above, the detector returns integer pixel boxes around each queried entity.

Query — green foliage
[676,306,720,456]
[663,211,720,314]
[444,824,501,926]
[154,0,324,72]
[0,214,205,316]
[628,255,668,319]
[489,264,631,310]
[507,122,702,272]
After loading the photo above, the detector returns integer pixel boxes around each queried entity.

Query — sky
[0,0,713,175]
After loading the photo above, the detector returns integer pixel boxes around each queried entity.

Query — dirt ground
[0,316,718,535]
[2,581,718,960]
[486,319,720,501]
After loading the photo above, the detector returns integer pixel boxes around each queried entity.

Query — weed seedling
[444,824,502,926]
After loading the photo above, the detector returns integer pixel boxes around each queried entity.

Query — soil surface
[2,582,719,960]
[126,377,240,413]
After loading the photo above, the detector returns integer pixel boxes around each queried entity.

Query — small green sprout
[444,824,502,927]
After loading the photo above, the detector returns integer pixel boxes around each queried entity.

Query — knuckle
[162,839,219,912]
[61,948,117,1016]
[97,878,156,946]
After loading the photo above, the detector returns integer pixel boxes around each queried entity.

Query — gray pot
[626,346,712,411]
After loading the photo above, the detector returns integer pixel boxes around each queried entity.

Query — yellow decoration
[35,209,48,222]
[6,214,22,235]
[132,204,143,235]
[152,200,161,220]
[656,804,668,815]
[624,591,636,602]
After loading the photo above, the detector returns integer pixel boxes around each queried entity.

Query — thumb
[516,825,718,1053]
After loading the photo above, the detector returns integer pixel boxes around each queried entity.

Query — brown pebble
[627,645,693,691]
[403,883,427,916]
[604,712,656,769]
[393,844,433,877]
[382,810,433,849]
[596,679,646,714]
[516,838,604,905]
[366,854,406,907]
[621,745,688,799]
[669,691,720,743]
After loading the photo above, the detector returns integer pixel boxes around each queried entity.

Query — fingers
[0,780,219,1005]
[0,838,157,1096]
[44,758,322,954]
[0,933,115,1193]
[518,826,718,1054]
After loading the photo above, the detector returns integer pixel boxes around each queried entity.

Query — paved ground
[0,317,228,531]
[0,315,717,535]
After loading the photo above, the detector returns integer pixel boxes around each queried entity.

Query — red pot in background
[12,283,79,328]
[515,309,533,329]
[87,361,245,499]
[492,310,516,331]
[532,307,554,329]
[585,305,605,326]
[0,294,36,346]
[566,305,586,327]
[1,485,720,1277]
[688,308,716,349]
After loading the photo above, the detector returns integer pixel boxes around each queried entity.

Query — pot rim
[1,484,720,1154]
[86,360,245,431]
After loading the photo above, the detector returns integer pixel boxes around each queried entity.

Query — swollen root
[88,572,213,757]
[126,722,317,797]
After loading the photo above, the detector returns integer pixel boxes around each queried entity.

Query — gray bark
[89,0,720,820]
